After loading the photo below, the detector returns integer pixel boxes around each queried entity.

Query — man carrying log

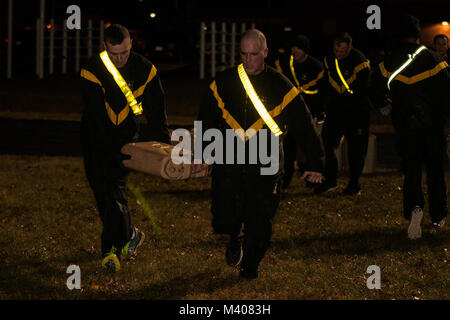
[80,24,170,272]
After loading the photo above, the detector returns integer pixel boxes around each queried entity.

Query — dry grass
[0,154,449,300]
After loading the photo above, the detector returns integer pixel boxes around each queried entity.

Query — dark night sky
[1,0,449,75]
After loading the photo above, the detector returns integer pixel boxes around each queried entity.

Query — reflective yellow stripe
[379,48,448,88]
[99,50,143,115]
[81,68,102,86]
[299,70,324,94]
[326,59,370,94]
[275,59,283,73]
[247,86,299,140]
[133,65,157,98]
[210,81,245,140]
[237,64,283,136]
[104,101,130,126]
[387,45,427,89]
[335,58,353,94]
[289,55,301,88]
[210,81,297,141]
[380,60,448,85]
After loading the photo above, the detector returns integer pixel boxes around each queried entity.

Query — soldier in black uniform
[80,24,171,271]
[315,32,371,195]
[273,34,325,188]
[197,29,324,279]
[369,15,449,239]
[433,34,450,64]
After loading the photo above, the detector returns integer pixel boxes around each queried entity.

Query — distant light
[284,27,292,32]
[46,24,52,29]
[24,26,31,31]
[150,12,156,19]
[442,21,449,26]
[105,22,111,28]
[155,46,163,52]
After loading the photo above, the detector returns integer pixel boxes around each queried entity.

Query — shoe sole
[408,210,423,240]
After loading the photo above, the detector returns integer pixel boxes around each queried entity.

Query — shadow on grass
[0,261,71,299]
[109,270,237,299]
[272,227,450,257]
[141,189,211,203]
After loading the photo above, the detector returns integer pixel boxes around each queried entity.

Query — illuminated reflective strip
[335,58,353,94]
[289,55,316,94]
[99,50,143,115]
[247,86,299,140]
[386,45,427,89]
[379,60,449,84]
[289,55,301,88]
[275,59,283,73]
[210,81,245,140]
[81,68,102,86]
[325,58,369,94]
[133,65,157,98]
[237,64,283,136]
[299,70,324,94]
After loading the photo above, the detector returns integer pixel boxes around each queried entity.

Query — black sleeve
[197,84,222,131]
[141,74,171,144]
[368,64,390,109]
[80,77,113,154]
[317,58,333,112]
[285,95,325,173]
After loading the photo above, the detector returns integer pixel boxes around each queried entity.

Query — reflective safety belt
[335,58,353,94]
[99,50,143,115]
[289,55,318,94]
[387,45,427,90]
[237,64,283,136]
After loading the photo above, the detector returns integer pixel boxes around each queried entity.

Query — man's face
[240,38,268,75]
[104,37,132,68]
[434,37,449,58]
[291,46,307,62]
[333,41,351,60]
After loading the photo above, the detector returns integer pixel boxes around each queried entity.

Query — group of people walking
[80,14,449,279]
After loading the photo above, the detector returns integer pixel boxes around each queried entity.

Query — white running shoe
[408,206,423,240]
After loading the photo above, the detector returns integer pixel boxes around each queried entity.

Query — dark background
[1,0,450,78]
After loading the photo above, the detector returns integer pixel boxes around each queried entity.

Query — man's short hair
[333,32,352,46]
[104,24,130,45]
[434,34,449,44]
[240,29,267,51]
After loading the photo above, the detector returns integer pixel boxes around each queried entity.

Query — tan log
[121,141,209,180]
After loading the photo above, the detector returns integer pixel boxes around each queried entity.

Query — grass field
[0,154,449,300]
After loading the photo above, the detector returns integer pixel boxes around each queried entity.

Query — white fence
[35,19,105,79]
[199,21,255,79]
